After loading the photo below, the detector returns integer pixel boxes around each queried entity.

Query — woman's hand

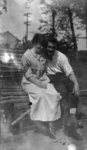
[37,81,47,89]
[28,76,47,89]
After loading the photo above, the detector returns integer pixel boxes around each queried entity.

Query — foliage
[0,0,7,15]
[39,0,87,60]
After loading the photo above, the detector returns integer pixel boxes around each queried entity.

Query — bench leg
[2,103,15,138]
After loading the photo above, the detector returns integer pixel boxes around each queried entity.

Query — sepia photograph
[0,0,87,150]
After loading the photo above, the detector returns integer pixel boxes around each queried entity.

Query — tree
[69,0,87,48]
[39,0,87,60]
[55,0,87,51]
[0,0,7,15]
[67,7,78,59]
[39,0,79,59]
[62,0,87,57]
[39,3,57,38]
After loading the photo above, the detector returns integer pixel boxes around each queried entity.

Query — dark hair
[32,33,41,45]
[47,38,57,46]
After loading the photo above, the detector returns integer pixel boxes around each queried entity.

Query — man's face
[46,42,55,60]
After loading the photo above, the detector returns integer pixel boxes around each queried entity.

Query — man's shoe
[66,114,83,128]
[76,112,87,120]
[77,120,83,128]
[64,126,83,140]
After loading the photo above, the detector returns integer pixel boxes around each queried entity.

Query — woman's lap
[22,82,61,121]
[22,82,60,98]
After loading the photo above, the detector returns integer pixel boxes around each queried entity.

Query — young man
[44,38,82,127]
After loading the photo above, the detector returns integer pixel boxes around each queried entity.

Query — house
[0,31,22,87]
[0,31,21,49]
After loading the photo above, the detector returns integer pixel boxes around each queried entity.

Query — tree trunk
[52,10,56,38]
[85,7,87,49]
[68,7,78,60]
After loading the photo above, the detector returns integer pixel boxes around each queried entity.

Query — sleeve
[59,53,73,77]
[21,55,34,79]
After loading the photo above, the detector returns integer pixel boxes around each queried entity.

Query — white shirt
[47,50,73,77]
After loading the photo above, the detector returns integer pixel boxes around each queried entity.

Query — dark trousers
[48,73,79,117]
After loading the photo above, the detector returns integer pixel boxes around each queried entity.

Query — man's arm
[58,52,80,97]
[69,72,80,97]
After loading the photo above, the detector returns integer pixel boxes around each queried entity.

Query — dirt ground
[0,60,87,150]
[0,117,87,150]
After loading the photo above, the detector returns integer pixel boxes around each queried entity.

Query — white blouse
[21,48,50,84]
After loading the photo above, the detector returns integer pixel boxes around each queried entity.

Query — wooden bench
[0,87,32,131]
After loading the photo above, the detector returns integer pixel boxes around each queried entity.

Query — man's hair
[40,37,57,49]
[32,33,41,45]
[47,38,57,46]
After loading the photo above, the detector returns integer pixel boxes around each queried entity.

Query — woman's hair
[32,33,41,45]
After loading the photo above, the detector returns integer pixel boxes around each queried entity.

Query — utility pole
[24,12,31,42]
[24,0,32,42]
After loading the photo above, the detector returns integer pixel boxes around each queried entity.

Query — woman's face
[35,43,42,54]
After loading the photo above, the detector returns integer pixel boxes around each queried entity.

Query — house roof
[3,31,20,41]
[0,31,21,49]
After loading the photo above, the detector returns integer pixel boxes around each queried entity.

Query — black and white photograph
[0,0,87,150]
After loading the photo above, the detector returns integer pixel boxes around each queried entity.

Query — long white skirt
[22,82,62,121]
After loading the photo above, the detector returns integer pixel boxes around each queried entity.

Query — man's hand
[73,83,80,97]
[69,73,80,97]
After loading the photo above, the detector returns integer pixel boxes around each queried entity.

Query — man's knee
[56,84,68,97]
[69,95,79,108]
[48,74,69,96]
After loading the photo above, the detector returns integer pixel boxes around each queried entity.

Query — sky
[0,0,86,50]
[0,0,41,40]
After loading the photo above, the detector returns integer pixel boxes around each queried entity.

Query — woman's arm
[22,55,47,89]
[28,76,47,89]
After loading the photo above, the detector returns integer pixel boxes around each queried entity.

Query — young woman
[21,34,62,139]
